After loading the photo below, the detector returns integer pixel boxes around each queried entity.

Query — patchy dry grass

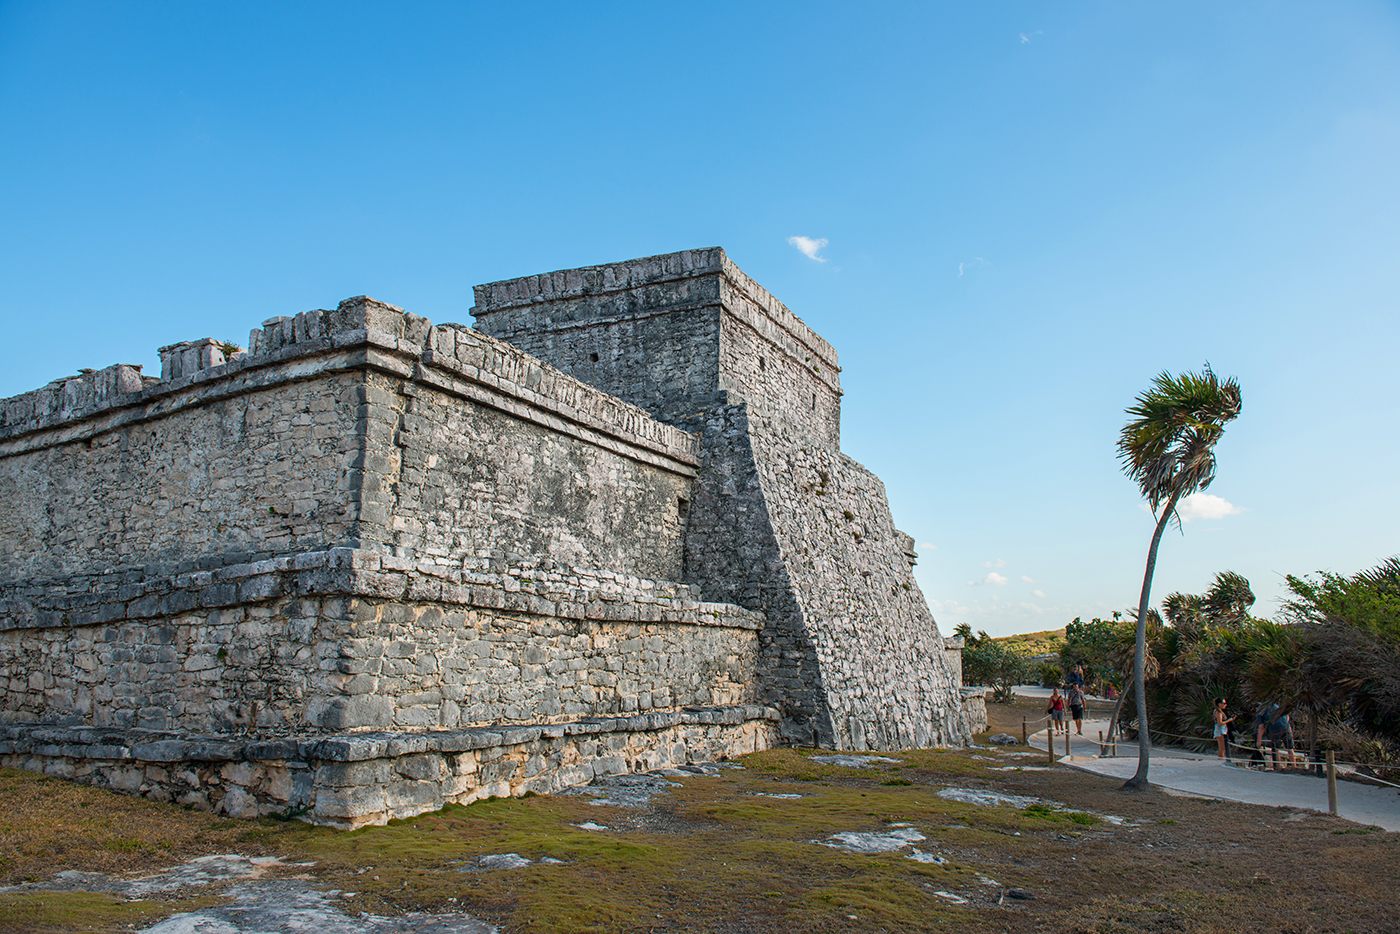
[0,891,184,934]
[2,724,1398,933]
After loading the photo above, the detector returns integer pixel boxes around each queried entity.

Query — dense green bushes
[1053,560,1400,776]
[956,624,1030,702]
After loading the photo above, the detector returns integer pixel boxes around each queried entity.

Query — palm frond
[1117,366,1242,513]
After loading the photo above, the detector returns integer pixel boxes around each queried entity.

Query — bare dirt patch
[2,736,1397,933]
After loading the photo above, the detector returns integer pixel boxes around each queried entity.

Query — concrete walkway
[1022,715,1400,831]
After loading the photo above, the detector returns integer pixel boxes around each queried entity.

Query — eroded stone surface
[0,855,293,897]
[818,828,926,853]
[3,855,497,933]
[808,754,902,768]
[937,787,1046,809]
[561,770,683,808]
[140,881,496,934]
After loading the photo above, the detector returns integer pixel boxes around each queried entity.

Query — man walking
[1067,683,1086,735]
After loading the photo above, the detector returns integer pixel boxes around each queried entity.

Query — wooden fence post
[1327,751,1338,816]
[1047,722,1054,765]
[1022,717,1027,746]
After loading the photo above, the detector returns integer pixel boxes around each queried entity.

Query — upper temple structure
[0,248,983,827]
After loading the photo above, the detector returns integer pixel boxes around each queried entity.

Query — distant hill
[992,628,1066,657]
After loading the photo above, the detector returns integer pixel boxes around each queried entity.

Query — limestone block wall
[471,248,842,446]
[0,549,762,735]
[0,296,700,591]
[715,260,842,448]
[471,251,726,415]
[359,365,689,582]
[0,708,778,828]
[472,248,972,751]
[0,369,364,582]
[677,404,973,749]
[743,410,972,749]
[677,403,826,741]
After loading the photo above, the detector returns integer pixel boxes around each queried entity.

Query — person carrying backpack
[1256,702,1298,770]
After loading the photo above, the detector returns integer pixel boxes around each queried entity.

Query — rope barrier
[1019,712,1399,788]
[1095,724,1400,789]
[1004,701,1397,788]
[1003,699,1400,795]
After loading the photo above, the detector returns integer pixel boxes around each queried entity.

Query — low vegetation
[1050,560,1400,780]
[2,707,1397,933]
[992,628,1066,658]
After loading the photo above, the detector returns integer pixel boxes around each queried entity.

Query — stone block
[220,786,261,819]
[395,754,444,782]
[317,759,393,787]
[315,784,388,821]
[315,695,394,730]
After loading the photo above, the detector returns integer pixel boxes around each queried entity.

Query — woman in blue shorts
[1212,697,1235,758]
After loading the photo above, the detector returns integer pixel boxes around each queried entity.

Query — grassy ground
[2,706,1396,934]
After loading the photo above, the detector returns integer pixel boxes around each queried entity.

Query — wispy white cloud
[787,236,829,262]
[918,542,938,551]
[969,572,1009,586]
[1033,589,1047,599]
[958,256,989,277]
[1177,492,1242,522]
[983,558,1007,568]
[1020,30,1043,43]
[1021,575,1036,583]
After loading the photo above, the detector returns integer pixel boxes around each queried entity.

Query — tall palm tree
[1117,366,1242,790]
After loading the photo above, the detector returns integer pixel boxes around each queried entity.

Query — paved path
[1021,714,1400,831]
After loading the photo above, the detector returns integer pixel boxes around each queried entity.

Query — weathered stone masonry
[472,248,979,750]
[0,248,981,827]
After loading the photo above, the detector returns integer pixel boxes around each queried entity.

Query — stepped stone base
[0,705,778,828]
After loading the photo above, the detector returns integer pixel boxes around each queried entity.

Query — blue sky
[3,2,1397,636]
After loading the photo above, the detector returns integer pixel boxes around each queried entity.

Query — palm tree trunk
[1122,489,1182,791]
[1106,679,1131,743]
[1308,703,1319,775]
[1106,688,1125,743]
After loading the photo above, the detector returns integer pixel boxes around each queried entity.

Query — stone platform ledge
[0,548,766,633]
[0,705,780,829]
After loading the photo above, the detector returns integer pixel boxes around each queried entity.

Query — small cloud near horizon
[1033,589,1047,599]
[918,542,938,551]
[1020,575,1036,583]
[1178,492,1242,522]
[969,572,1009,586]
[1139,492,1243,523]
[787,236,828,262]
[983,558,1007,568]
